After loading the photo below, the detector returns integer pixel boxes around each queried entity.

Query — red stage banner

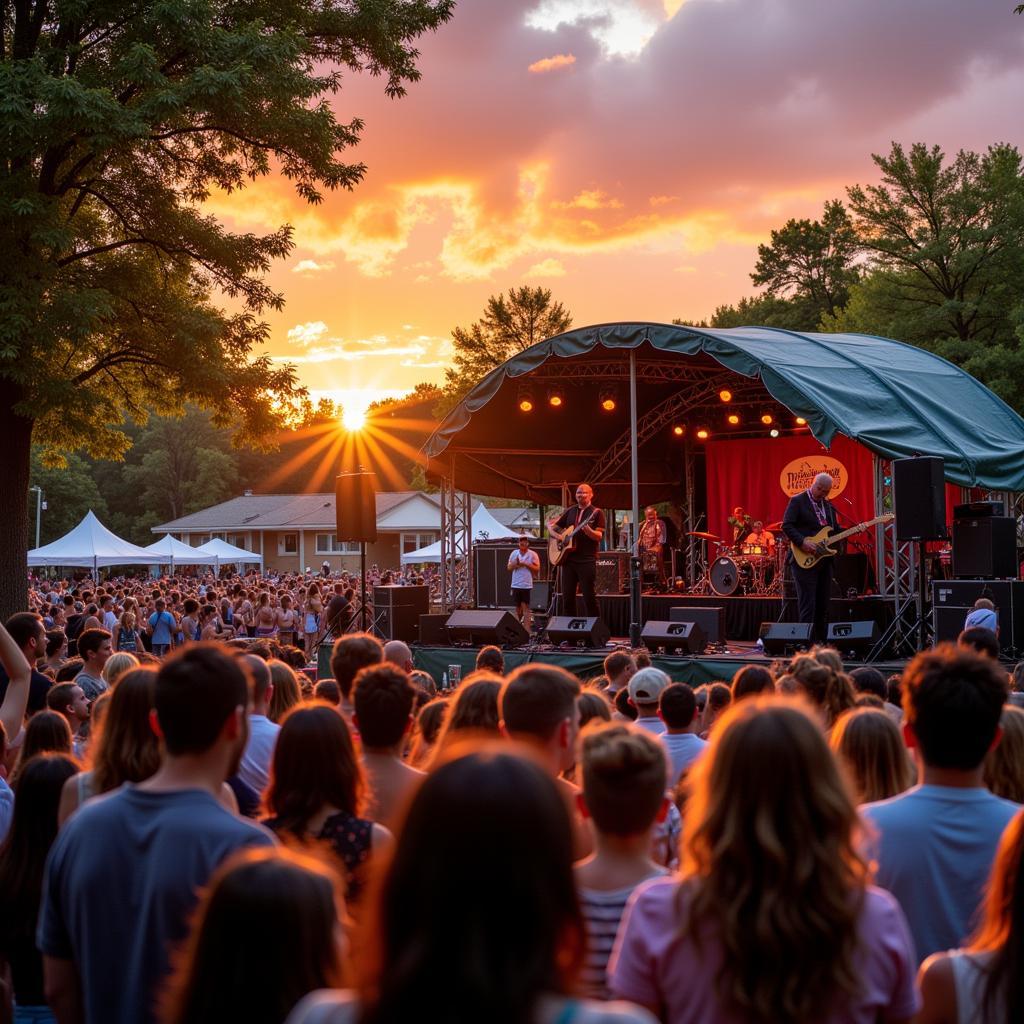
[704,434,876,547]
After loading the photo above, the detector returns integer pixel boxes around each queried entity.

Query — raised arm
[0,620,32,749]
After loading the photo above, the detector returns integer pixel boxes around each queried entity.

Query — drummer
[742,520,776,555]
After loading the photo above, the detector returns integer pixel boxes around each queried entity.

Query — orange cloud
[528,53,576,73]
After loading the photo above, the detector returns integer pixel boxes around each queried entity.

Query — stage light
[547,387,564,408]
[599,386,617,412]
[672,425,685,437]
[517,386,534,413]
[770,428,780,438]
[727,413,740,426]
[761,413,773,425]
[696,427,710,440]
[795,416,807,426]
[719,389,732,403]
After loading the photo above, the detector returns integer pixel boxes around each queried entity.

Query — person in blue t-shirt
[39,644,275,1024]
[862,644,1018,963]
[146,597,177,657]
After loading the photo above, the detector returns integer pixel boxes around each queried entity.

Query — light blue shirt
[238,714,281,795]
[659,732,708,785]
[964,607,998,633]
[862,785,1020,961]
[0,775,13,845]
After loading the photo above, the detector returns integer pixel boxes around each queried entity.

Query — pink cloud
[528,53,577,73]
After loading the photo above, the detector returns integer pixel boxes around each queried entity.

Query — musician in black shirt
[548,483,606,617]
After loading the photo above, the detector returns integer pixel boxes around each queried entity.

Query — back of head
[313,679,341,706]
[267,660,302,724]
[161,846,343,1024]
[475,645,504,675]
[55,658,83,683]
[91,668,160,794]
[789,654,855,728]
[614,686,637,721]
[102,651,139,687]
[445,676,502,735]
[902,644,1008,771]
[959,627,1001,659]
[18,711,73,767]
[580,723,666,836]
[683,697,868,1023]
[810,645,844,674]
[830,707,913,804]
[983,705,1024,803]
[849,666,886,701]
[267,703,363,831]
[382,640,413,672]
[499,664,581,743]
[156,644,249,757]
[627,667,671,709]
[330,633,383,699]
[365,744,581,1023]
[353,663,415,749]
[731,665,774,702]
[577,690,612,728]
[603,650,633,683]
[659,683,697,730]
[243,653,272,707]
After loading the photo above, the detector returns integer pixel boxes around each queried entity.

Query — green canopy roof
[425,322,1024,503]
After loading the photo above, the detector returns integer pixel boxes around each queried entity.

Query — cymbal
[766,521,784,532]
[688,531,721,541]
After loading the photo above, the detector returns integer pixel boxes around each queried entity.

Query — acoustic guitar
[789,513,895,570]
[548,506,598,567]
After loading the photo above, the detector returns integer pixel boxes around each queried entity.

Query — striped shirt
[578,873,667,999]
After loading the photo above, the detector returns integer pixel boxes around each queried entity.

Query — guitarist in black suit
[548,483,606,617]
[782,472,839,643]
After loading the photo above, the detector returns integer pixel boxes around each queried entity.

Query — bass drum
[710,555,748,597]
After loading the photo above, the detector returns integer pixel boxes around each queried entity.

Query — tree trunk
[0,378,33,623]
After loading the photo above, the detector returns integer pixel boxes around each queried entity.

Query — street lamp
[29,486,44,548]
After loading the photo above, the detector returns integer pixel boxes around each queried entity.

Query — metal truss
[439,472,473,612]
[873,456,915,605]
[520,362,717,385]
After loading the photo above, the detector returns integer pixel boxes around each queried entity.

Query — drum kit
[687,524,786,597]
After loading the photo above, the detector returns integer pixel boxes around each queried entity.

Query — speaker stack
[668,606,725,646]
[545,616,611,648]
[595,551,630,594]
[893,457,947,542]
[474,539,549,608]
[372,585,429,643]
[932,579,1024,656]
[952,501,1017,579]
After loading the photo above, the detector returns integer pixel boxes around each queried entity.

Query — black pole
[360,541,368,632]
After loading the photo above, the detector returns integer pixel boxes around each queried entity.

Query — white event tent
[400,503,520,564]
[27,510,165,573]
[144,534,219,570]
[196,537,263,570]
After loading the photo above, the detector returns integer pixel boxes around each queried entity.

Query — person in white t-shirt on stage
[507,535,541,634]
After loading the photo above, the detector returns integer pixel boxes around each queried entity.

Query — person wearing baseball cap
[628,667,671,736]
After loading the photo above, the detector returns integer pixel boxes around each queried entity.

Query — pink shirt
[609,877,920,1023]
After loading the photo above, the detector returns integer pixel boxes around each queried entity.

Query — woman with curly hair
[611,697,919,1023]
[789,651,857,730]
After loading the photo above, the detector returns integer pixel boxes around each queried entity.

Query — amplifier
[953,500,1005,519]
[931,579,1024,655]
[474,540,548,608]
[596,550,630,594]
[952,517,1017,579]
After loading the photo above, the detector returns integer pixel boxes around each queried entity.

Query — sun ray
[306,431,347,493]
[261,425,342,491]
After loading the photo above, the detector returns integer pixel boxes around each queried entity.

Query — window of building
[401,532,438,554]
[278,533,298,555]
[315,534,361,554]
[226,533,249,549]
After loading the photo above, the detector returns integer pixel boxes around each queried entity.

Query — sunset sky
[206,0,1024,418]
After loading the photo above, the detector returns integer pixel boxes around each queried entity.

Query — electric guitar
[790,513,895,569]
[548,506,598,567]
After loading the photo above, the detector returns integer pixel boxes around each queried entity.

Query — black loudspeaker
[952,517,1018,578]
[595,551,630,594]
[825,620,880,658]
[418,613,449,645]
[893,457,947,541]
[760,621,813,655]
[372,586,429,643]
[932,579,1024,655]
[668,606,725,645]
[445,610,529,647]
[545,616,611,648]
[474,540,549,608]
[641,620,707,655]
[335,472,378,542]
[529,580,551,613]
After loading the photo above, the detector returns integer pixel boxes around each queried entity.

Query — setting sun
[342,406,367,432]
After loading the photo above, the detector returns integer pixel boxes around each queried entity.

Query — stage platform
[410,642,909,688]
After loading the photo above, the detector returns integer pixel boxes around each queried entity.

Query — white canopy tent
[144,535,219,570]
[196,537,263,570]
[401,503,520,564]
[27,510,166,573]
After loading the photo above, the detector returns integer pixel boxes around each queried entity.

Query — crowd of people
[0,582,1022,1022]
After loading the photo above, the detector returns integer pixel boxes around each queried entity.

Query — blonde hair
[430,675,502,766]
[102,651,139,687]
[830,707,913,803]
[789,653,856,729]
[984,706,1024,803]
[682,697,870,1023]
[267,659,302,723]
[580,723,666,836]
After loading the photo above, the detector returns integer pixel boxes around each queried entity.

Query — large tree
[0,0,453,617]
[440,286,572,411]
[750,199,860,322]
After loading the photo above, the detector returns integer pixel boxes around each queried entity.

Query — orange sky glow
[205,0,1024,418]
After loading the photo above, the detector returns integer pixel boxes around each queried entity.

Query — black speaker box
[595,551,630,594]
[893,456,947,541]
[418,613,449,645]
[641,620,707,655]
[529,580,551,613]
[668,606,725,645]
[445,610,529,647]
[825,620,880,658]
[335,472,378,542]
[760,621,812,655]
[372,586,429,643]
[954,500,1004,520]
[474,540,549,608]
[545,616,611,648]
[952,517,1017,578]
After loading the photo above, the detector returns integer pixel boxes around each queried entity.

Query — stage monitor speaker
[372,586,429,643]
[595,551,630,594]
[668,606,725,645]
[641,620,707,655]
[952,517,1018,579]
[893,457,947,542]
[760,621,812,655]
[825,620,880,658]
[335,472,378,543]
[418,613,449,645]
[445,610,529,647]
[545,616,611,648]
